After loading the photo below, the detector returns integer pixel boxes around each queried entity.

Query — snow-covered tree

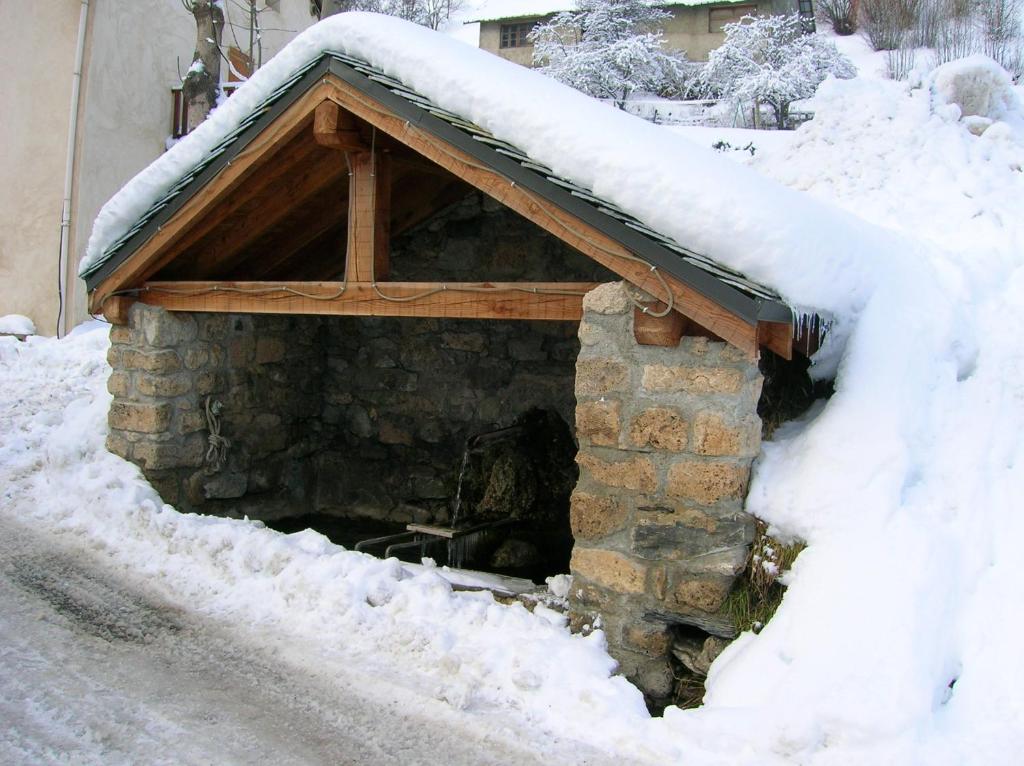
[181,0,225,132]
[702,14,855,128]
[529,0,689,109]
[317,0,461,29]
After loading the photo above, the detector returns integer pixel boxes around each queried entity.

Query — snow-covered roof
[465,0,751,23]
[83,13,889,327]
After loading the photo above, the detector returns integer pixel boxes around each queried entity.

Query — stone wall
[106,304,325,518]
[568,283,764,703]
[316,316,580,522]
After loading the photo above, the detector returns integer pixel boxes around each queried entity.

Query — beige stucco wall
[0,0,316,336]
[0,1,79,336]
[66,0,317,332]
[479,18,545,67]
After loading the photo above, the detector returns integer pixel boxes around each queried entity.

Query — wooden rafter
[138,281,598,321]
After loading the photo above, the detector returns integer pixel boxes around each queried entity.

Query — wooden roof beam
[138,280,598,321]
[313,101,367,152]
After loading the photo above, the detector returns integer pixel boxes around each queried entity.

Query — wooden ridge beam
[313,101,367,151]
[138,281,598,321]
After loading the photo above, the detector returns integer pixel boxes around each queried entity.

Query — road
[0,514,627,766]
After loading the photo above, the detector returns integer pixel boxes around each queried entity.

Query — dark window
[500,22,535,48]
[709,4,757,33]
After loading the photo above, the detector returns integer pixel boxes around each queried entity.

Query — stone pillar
[105,304,324,518]
[105,304,210,507]
[569,283,763,703]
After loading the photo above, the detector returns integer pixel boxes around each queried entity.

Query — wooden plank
[318,78,764,357]
[633,302,686,347]
[757,321,793,360]
[138,280,599,321]
[102,295,135,325]
[406,523,459,539]
[89,81,336,314]
[313,100,366,151]
[345,151,390,282]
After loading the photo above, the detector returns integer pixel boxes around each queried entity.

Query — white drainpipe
[58,0,91,337]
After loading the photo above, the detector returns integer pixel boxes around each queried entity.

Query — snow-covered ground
[8,13,1024,764]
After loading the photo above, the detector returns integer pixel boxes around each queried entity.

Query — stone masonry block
[629,407,688,451]
[667,575,734,613]
[642,364,743,395]
[184,347,209,370]
[138,305,197,348]
[255,337,287,364]
[108,325,133,345]
[575,399,620,447]
[105,431,131,459]
[692,412,761,457]
[570,491,629,541]
[577,452,656,492]
[582,282,630,315]
[570,548,647,594]
[576,358,629,396]
[136,373,192,399]
[106,371,131,398]
[108,401,173,434]
[666,460,749,506]
[121,349,182,374]
[133,434,206,471]
[621,621,673,658]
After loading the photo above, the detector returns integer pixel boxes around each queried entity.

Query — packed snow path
[0,512,627,766]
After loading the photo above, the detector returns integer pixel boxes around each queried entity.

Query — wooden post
[345,150,390,283]
[102,296,136,325]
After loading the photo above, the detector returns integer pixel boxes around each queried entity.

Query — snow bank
[0,314,35,336]
[703,63,1024,762]
[83,13,902,332]
[930,54,1023,124]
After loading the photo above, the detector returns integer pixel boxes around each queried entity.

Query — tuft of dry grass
[723,520,804,634]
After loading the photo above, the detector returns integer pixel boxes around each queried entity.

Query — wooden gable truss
[86,55,815,359]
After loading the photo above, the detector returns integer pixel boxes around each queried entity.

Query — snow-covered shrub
[817,0,857,35]
[886,45,917,80]
[530,0,690,109]
[980,0,1024,77]
[701,14,855,129]
[859,0,922,50]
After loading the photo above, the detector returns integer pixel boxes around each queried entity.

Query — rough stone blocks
[666,460,749,506]
[570,491,628,540]
[570,548,648,594]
